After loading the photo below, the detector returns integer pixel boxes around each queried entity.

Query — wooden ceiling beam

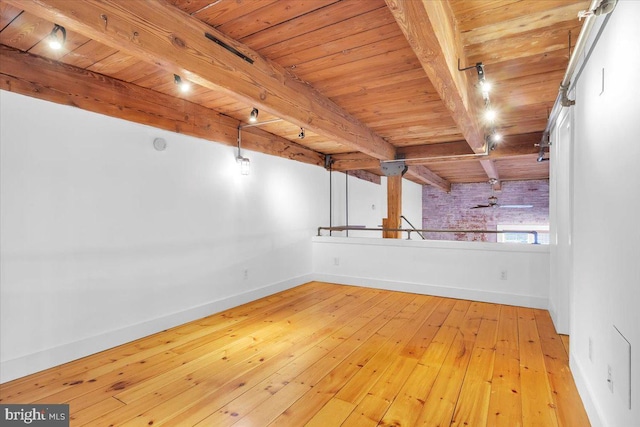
[386,0,504,186]
[405,166,451,193]
[385,0,485,153]
[331,153,380,171]
[10,0,396,161]
[0,45,325,167]
[480,159,501,191]
[331,153,451,192]
[398,141,474,159]
[333,135,540,171]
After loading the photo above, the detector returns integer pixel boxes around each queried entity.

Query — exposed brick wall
[422,180,549,242]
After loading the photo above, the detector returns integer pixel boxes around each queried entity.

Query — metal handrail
[400,215,426,240]
[317,226,540,244]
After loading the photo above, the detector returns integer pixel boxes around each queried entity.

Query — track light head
[173,74,190,93]
[249,108,259,123]
[475,62,485,81]
[48,24,66,50]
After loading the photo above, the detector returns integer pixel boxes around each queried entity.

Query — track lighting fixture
[236,126,250,175]
[487,132,502,151]
[480,80,491,101]
[48,24,66,50]
[173,74,190,93]
[238,156,250,175]
[249,108,259,123]
[298,128,305,139]
[485,109,497,122]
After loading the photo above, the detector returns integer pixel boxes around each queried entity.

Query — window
[497,224,549,244]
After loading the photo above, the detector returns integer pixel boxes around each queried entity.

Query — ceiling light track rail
[458,59,500,149]
[380,141,491,164]
[205,32,254,64]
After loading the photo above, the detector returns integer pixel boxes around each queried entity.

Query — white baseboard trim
[0,274,312,384]
[312,274,549,309]
[570,353,607,427]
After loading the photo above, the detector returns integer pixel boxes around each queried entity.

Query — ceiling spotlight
[173,74,190,93]
[48,24,66,50]
[485,109,497,122]
[475,62,485,81]
[298,128,305,139]
[249,108,259,123]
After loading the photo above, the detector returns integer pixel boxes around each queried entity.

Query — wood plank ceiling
[0,0,587,190]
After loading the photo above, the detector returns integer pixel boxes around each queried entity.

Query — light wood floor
[0,282,589,426]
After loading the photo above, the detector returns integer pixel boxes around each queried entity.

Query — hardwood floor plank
[303,397,355,427]
[0,283,590,427]
[270,294,439,426]
[517,307,559,427]
[487,305,524,427]
[413,302,485,427]
[93,287,381,426]
[224,292,419,426]
[340,355,418,426]
[378,298,460,426]
[157,288,397,426]
[400,297,453,359]
[450,303,500,427]
[534,310,590,427]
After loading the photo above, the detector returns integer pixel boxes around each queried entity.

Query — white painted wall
[550,1,640,425]
[0,91,328,382]
[402,177,423,233]
[313,236,550,309]
[328,172,423,238]
[0,91,425,383]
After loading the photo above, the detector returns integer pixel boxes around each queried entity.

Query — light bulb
[49,39,62,50]
[485,109,497,122]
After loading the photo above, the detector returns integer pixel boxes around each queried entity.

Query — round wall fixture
[153,138,167,151]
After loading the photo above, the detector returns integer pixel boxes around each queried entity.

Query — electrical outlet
[243,269,249,280]
[607,365,613,393]
[500,270,508,280]
[334,257,340,266]
[588,337,593,362]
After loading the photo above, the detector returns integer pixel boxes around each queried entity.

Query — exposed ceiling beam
[398,141,474,159]
[332,136,540,171]
[331,153,380,171]
[480,160,501,190]
[385,0,485,152]
[0,45,325,167]
[385,0,501,185]
[405,166,451,193]
[10,0,396,160]
[346,170,381,185]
